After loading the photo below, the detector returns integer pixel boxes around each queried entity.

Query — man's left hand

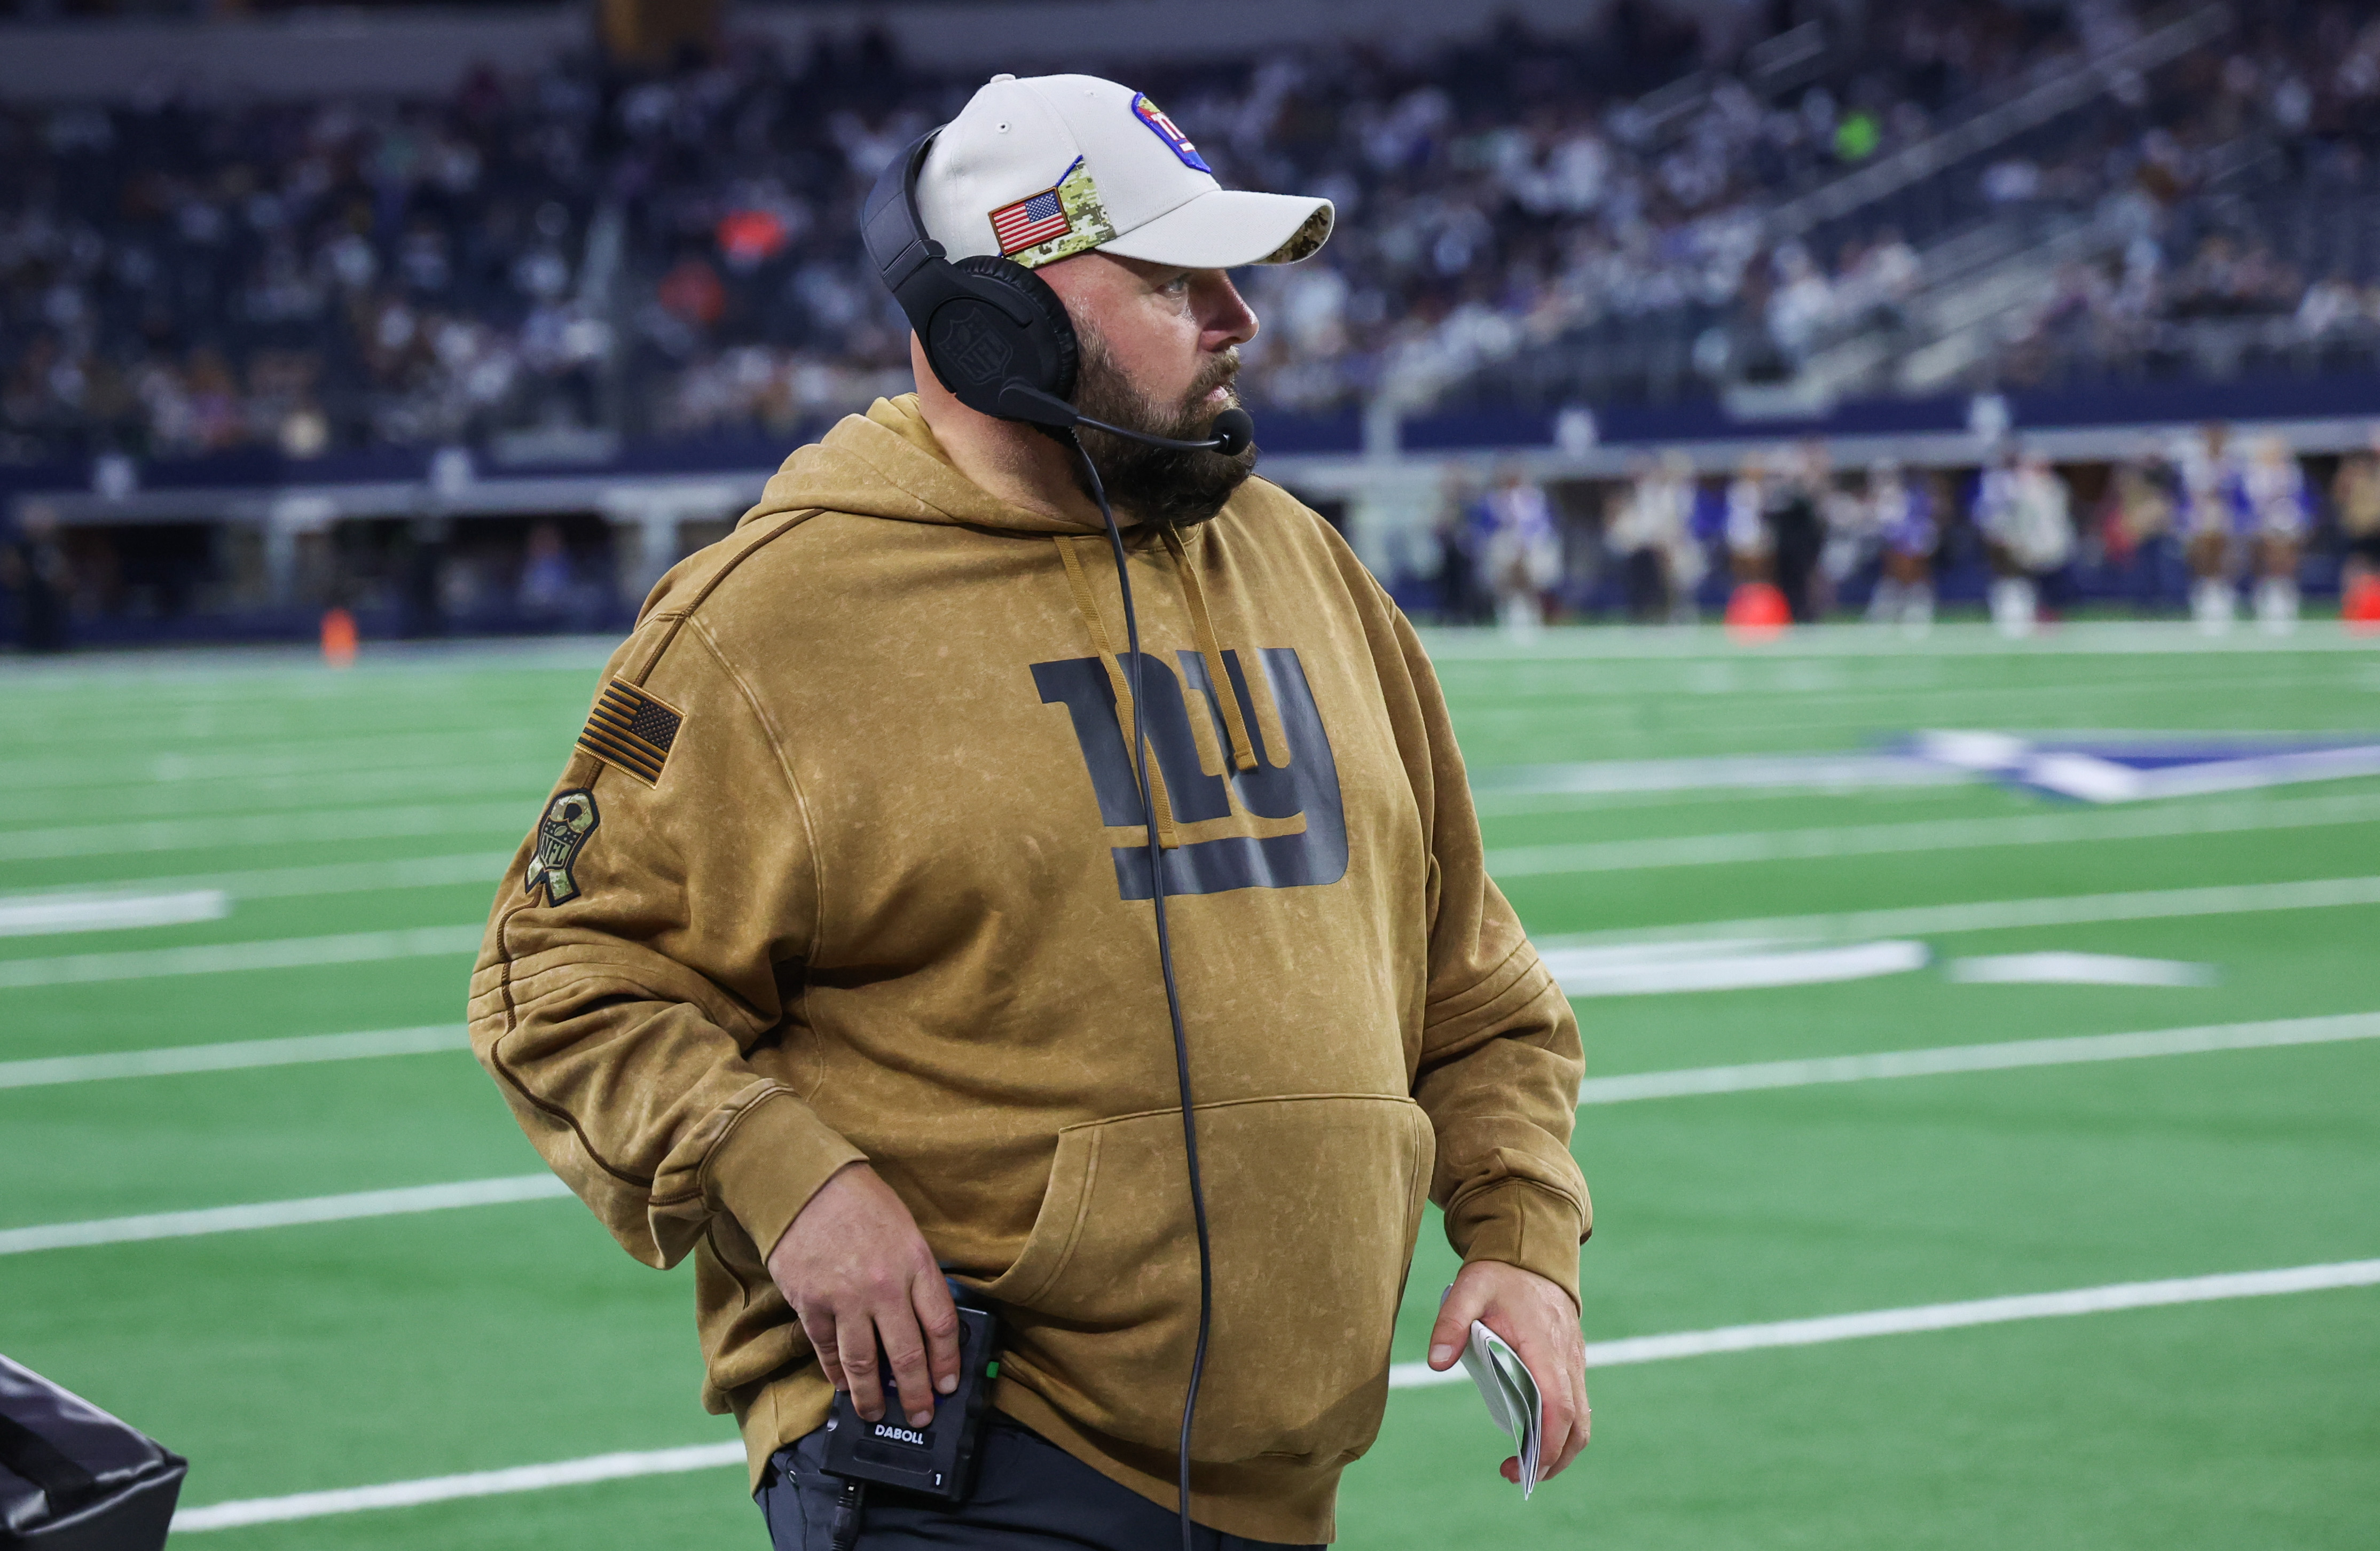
[1426,1259,1590,1485]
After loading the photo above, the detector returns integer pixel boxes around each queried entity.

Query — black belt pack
[820,1279,1000,1503]
[0,1355,186,1550]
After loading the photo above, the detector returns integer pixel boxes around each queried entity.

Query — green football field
[3,623,2375,1549]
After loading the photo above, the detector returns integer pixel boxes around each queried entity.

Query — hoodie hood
[742,394,1114,537]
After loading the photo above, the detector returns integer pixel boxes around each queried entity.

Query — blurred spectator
[1479,464,1561,636]
[1,500,71,652]
[2178,421,2242,632]
[1863,459,1938,633]
[1767,441,1829,623]
[2240,432,2309,633]
[1604,448,1706,624]
[2101,444,2184,615]
[397,515,449,639]
[1976,445,2074,636]
[1429,465,1483,625]
[516,519,604,631]
[2332,429,2380,591]
[1724,450,1776,585]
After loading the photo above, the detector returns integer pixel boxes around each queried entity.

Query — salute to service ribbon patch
[526,788,598,904]
[576,678,685,785]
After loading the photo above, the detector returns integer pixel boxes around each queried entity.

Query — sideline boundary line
[0,1175,569,1256]
[1576,1013,2380,1103]
[0,1025,470,1089]
[171,1258,2380,1531]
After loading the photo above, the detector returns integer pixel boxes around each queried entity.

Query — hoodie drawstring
[1055,535,1181,850]
[1158,527,1260,774]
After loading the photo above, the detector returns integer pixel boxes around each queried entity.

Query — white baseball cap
[915,73,1333,272]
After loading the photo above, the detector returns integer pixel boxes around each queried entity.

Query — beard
[1071,330,1256,531]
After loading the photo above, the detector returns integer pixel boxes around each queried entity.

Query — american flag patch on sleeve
[989,181,1074,256]
[577,678,684,785]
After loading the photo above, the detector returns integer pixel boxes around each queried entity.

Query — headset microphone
[1082,405,1254,457]
[998,383,1256,458]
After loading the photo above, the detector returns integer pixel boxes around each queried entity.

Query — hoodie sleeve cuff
[1446,1179,1586,1311]
[706,1089,869,1260]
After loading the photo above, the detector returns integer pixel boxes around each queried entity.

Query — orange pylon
[2344,575,2380,637]
[321,607,358,667]
[1724,582,1790,641]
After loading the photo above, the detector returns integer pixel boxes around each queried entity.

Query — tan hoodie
[467,396,1588,1543]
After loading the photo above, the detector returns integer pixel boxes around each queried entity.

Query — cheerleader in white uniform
[2241,434,2310,634]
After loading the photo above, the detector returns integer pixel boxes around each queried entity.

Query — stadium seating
[4,0,2374,470]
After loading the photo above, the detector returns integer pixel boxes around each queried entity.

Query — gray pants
[756,1416,1320,1551]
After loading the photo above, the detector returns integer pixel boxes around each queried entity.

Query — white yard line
[0,1025,469,1089]
[0,724,562,779]
[1393,1259,2380,1383]
[1574,1013,2380,1103]
[1469,753,1969,798]
[0,852,512,907]
[10,767,555,819]
[0,925,483,990]
[1547,939,1929,996]
[0,1174,570,1256]
[1539,874,2380,950]
[0,803,530,862]
[171,1443,750,1532]
[1486,792,2380,876]
[1945,953,2217,987]
[170,1257,2380,1531]
[0,889,227,938]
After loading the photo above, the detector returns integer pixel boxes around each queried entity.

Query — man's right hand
[765,1161,960,1429]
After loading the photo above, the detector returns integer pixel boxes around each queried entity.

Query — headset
[859,128,1244,1551]
[860,129,1254,458]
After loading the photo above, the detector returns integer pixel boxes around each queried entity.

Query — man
[1764,441,1828,624]
[0,502,71,653]
[469,72,1590,1550]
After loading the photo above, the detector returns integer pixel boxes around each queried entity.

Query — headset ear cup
[951,255,1079,403]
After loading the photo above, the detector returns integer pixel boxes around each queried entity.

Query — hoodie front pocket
[980,1093,1433,1466]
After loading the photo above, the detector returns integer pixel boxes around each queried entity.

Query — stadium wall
[9,383,2377,645]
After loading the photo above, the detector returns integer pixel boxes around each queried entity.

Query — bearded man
[469,72,1590,1551]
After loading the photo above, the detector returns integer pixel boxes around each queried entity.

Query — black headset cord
[1070,433,1215,1551]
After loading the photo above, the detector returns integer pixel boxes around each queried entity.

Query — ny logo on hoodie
[1032,646,1347,900]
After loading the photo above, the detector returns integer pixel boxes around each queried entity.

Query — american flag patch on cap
[577,678,684,785]
[989,178,1074,256]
